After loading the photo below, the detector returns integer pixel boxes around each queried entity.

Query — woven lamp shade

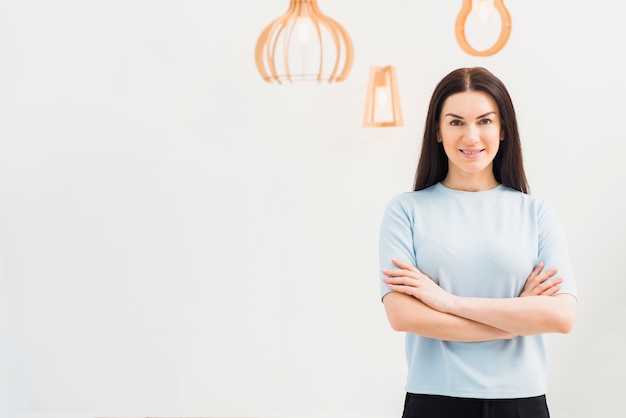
[255,0,354,84]
[363,66,403,128]
[455,0,512,56]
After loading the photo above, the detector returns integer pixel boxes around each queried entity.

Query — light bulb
[376,87,388,108]
[473,0,494,25]
[363,66,403,127]
[297,17,311,43]
[373,85,393,123]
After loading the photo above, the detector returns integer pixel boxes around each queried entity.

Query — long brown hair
[413,67,529,193]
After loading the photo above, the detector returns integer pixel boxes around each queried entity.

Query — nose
[463,124,480,144]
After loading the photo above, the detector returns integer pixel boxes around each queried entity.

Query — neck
[441,175,499,192]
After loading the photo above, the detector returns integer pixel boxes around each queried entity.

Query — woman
[378,67,577,418]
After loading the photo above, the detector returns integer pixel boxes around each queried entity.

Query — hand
[519,262,562,297]
[382,259,455,313]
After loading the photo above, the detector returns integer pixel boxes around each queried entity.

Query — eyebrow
[444,111,496,119]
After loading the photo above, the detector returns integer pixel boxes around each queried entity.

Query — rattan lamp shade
[255,0,354,84]
[455,0,512,56]
[363,66,403,128]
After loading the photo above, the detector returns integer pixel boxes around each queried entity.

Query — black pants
[402,393,550,418]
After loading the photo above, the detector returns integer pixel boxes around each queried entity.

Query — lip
[459,148,484,159]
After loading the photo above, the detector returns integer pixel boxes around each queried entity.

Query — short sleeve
[537,200,578,299]
[378,194,417,300]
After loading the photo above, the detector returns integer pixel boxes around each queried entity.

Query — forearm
[448,293,577,336]
[383,292,515,342]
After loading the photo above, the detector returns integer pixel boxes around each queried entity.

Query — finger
[532,274,560,295]
[523,263,545,288]
[386,283,416,297]
[520,266,559,297]
[531,277,559,294]
[391,258,420,273]
[383,276,417,287]
[521,270,554,297]
[528,267,556,288]
[382,268,417,278]
[542,283,562,296]
[531,262,545,277]
[539,277,563,295]
[538,268,558,283]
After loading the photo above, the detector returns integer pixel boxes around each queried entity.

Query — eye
[479,118,492,125]
[450,119,462,126]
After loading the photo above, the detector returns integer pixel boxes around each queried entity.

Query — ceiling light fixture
[455,0,512,56]
[255,0,354,84]
[363,66,403,127]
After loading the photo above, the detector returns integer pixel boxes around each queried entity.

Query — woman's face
[438,90,502,188]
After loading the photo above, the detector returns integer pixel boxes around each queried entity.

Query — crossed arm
[382,259,577,342]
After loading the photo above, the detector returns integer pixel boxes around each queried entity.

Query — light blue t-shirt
[379,182,577,399]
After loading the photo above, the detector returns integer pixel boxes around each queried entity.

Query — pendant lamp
[255,0,354,84]
[455,0,512,56]
[363,66,403,127]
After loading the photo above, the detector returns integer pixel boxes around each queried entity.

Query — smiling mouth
[460,149,484,155]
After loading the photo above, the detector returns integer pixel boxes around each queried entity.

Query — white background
[0,1,624,417]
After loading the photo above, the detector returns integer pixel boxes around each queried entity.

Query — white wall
[0,1,624,417]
